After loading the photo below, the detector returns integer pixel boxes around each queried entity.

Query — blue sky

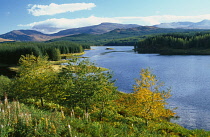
[1,0,210,34]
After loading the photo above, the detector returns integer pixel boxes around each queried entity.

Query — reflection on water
[83,46,210,130]
[170,100,210,130]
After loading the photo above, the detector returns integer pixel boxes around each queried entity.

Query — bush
[0,75,11,98]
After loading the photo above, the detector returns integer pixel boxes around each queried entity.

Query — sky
[2,0,210,34]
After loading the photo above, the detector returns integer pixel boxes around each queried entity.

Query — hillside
[1,21,210,43]
[0,23,140,42]
[0,30,63,41]
[0,38,14,42]
[52,22,141,36]
[49,26,207,45]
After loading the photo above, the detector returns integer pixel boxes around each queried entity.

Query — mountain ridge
[0,23,141,42]
[1,20,210,42]
[0,30,63,41]
[51,22,141,36]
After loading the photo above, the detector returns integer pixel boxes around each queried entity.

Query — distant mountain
[190,20,210,29]
[155,20,210,29]
[51,23,141,36]
[50,26,203,45]
[1,21,210,42]
[0,23,141,41]
[0,30,62,41]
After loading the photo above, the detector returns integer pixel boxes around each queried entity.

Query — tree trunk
[40,97,44,107]
[99,102,105,121]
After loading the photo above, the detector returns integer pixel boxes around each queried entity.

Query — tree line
[135,32,210,55]
[0,41,90,64]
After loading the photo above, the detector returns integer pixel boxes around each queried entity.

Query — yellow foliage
[117,68,175,122]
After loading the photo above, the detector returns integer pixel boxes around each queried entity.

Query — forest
[0,41,90,65]
[135,31,210,55]
[0,55,210,136]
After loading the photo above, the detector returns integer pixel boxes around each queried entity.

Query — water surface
[83,46,210,130]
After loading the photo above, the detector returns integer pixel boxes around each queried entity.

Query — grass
[0,38,14,42]
[1,95,210,136]
[60,52,87,59]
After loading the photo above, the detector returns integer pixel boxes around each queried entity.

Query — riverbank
[0,52,108,78]
[83,46,210,130]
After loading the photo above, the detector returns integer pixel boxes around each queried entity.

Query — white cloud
[19,16,121,34]
[115,14,210,26]
[19,14,210,34]
[28,3,96,16]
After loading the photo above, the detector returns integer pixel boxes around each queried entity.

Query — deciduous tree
[117,68,175,124]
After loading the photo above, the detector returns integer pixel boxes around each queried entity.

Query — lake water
[82,46,210,130]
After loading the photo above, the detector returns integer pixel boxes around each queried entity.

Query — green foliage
[136,31,210,55]
[0,41,84,64]
[10,55,59,106]
[0,42,42,64]
[49,28,207,46]
[47,48,61,61]
[104,36,147,46]
[0,97,210,137]
[56,58,117,114]
[10,56,117,116]
[0,75,11,97]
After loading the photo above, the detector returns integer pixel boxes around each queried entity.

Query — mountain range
[154,19,210,29]
[51,22,140,36]
[0,30,60,41]
[1,20,210,42]
[0,23,140,42]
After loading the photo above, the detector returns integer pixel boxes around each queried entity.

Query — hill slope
[49,26,205,45]
[0,30,62,41]
[0,38,15,42]
[1,21,210,42]
[52,22,141,36]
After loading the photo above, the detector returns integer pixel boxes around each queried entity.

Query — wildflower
[68,125,71,129]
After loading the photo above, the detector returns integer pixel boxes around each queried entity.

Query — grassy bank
[0,96,210,137]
